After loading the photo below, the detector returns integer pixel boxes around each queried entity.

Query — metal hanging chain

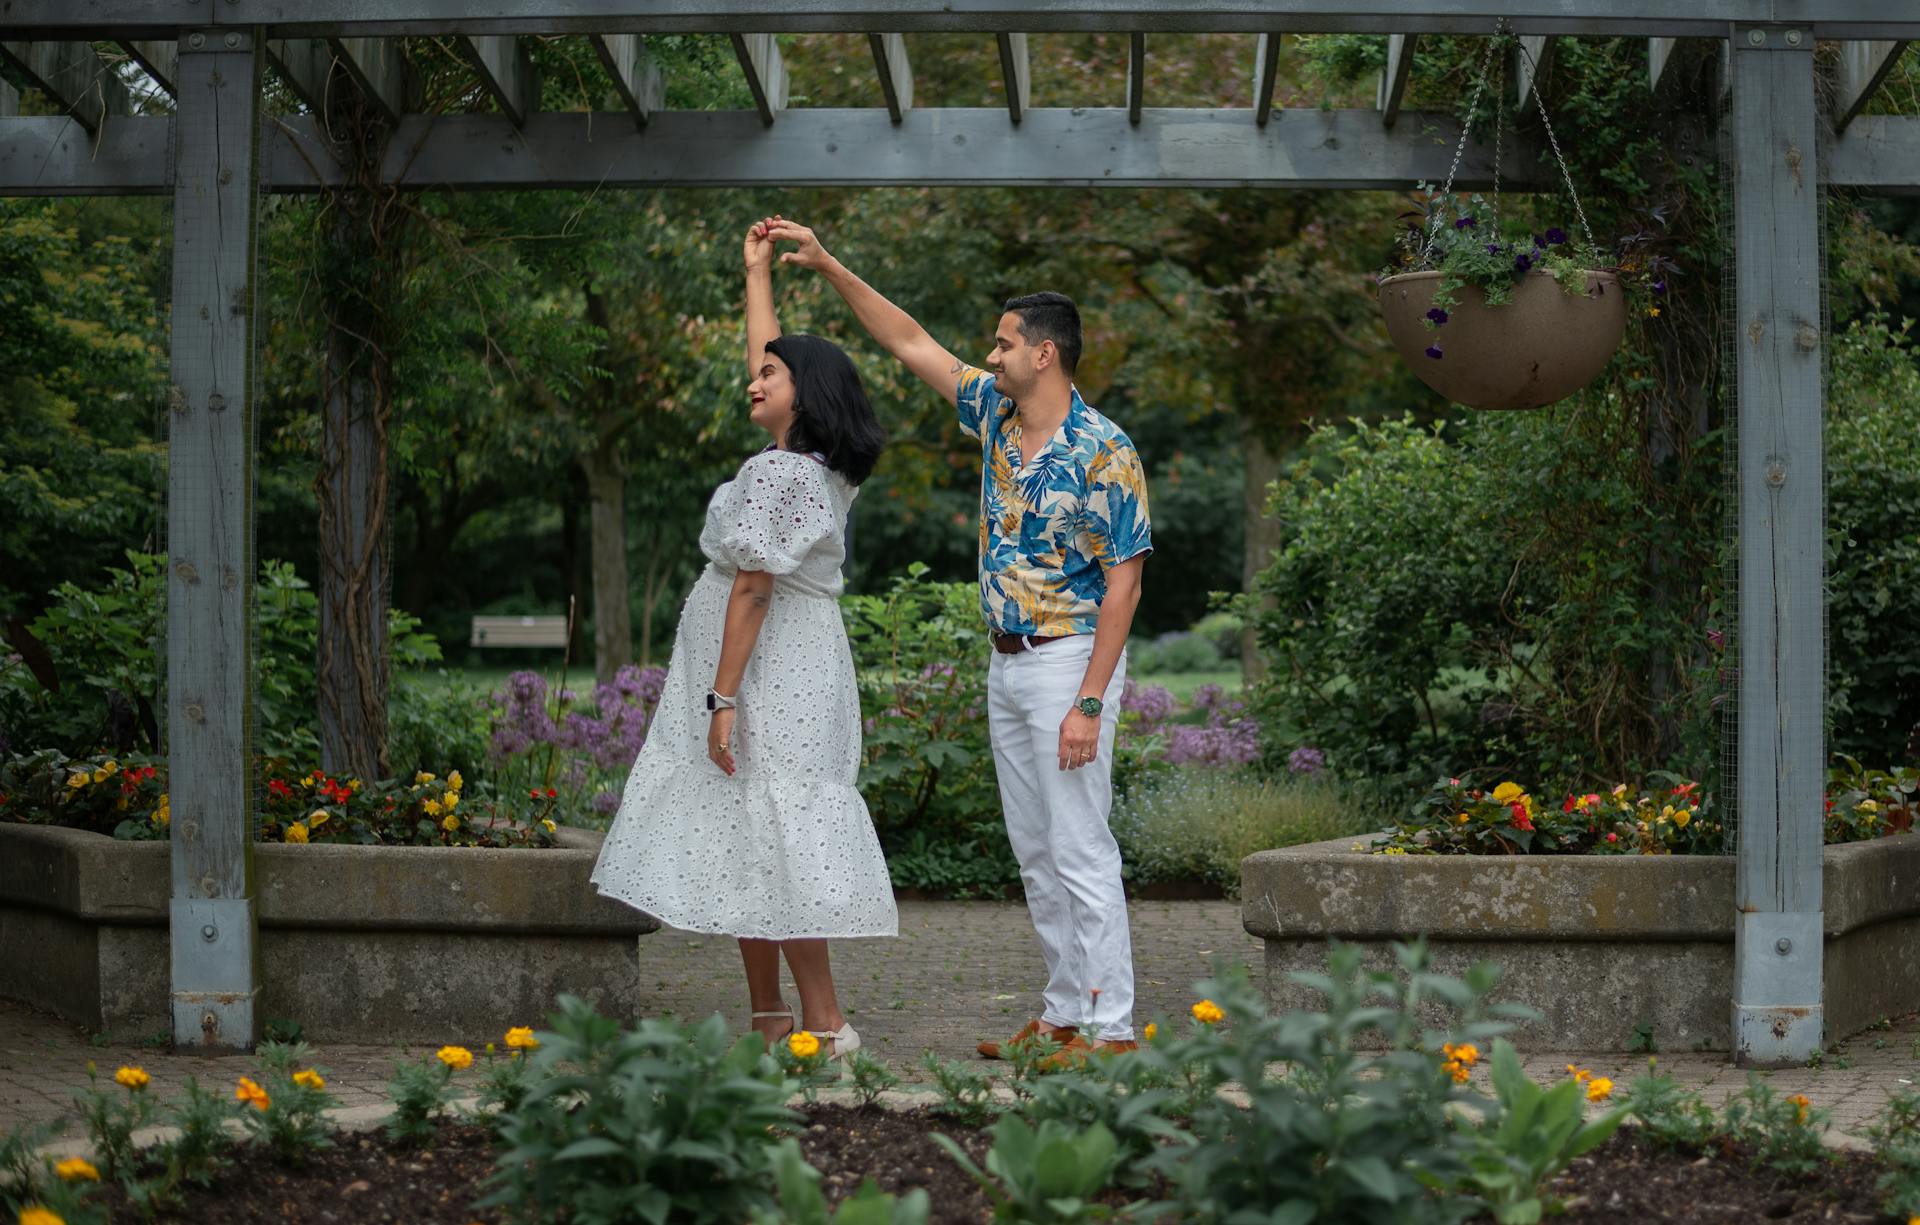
[1514,34,1599,259]
[1420,29,1504,263]
[1491,42,1505,232]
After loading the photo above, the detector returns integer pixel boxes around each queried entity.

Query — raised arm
[764,218,964,404]
[744,219,780,381]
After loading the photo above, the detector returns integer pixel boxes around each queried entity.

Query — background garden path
[3,900,1915,1147]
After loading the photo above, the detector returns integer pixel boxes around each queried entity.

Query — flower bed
[1241,831,1920,1051]
[0,823,655,1042]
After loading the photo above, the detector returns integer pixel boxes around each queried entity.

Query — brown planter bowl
[1379,269,1627,410]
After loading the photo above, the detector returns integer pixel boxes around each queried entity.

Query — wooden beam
[1126,32,1144,125]
[729,32,787,126]
[867,32,911,123]
[120,39,177,94]
[167,25,264,1053]
[995,32,1030,124]
[456,35,534,127]
[590,34,664,128]
[1728,23,1825,1067]
[265,38,332,112]
[0,77,17,118]
[1833,39,1909,134]
[1253,32,1280,126]
[1377,32,1415,127]
[265,37,412,120]
[0,40,129,134]
[1515,34,1552,115]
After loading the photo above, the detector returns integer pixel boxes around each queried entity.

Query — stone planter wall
[0,824,657,1043]
[1241,835,1920,1052]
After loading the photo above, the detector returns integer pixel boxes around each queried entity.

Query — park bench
[470,614,569,649]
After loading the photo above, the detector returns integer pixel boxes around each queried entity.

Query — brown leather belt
[991,631,1072,655]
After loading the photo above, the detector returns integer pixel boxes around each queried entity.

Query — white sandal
[808,1020,861,1061]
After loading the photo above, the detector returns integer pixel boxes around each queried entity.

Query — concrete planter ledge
[0,824,657,1043]
[1241,835,1920,1052]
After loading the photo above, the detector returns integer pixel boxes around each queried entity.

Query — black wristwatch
[1074,695,1103,718]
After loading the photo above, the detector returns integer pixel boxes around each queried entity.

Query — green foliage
[1018,1050,1197,1188]
[843,1049,902,1112]
[1375,775,1725,856]
[1869,1087,1920,1218]
[483,998,799,1225]
[934,1117,1129,1224]
[1620,1060,1720,1150]
[1458,1040,1627,1224]
[0,1118,57,1204]
[137,1077,242,1209]
[1126,631,1224,676]
[1720,1074,1830,1177]
[386,1055,461,1146]
[239,1043,338,1166]
[1389,189,1604,339]
[755,1138,931,1225]
[1111,768,1381,893]
[919,1053,1000,1129]
[72,1062,156,1182]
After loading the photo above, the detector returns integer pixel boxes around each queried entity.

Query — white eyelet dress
[590,449,899,940]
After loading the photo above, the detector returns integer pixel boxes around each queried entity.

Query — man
[763,217,1151,1059]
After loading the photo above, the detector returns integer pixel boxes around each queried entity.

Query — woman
[591,219,896,1057]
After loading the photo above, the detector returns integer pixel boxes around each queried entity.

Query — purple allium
[1425,345,1444,360]
[1544,227,1569,245]
[591,791,621,816]
[1190,683,1227,713]
[1425,307,1449,325]
[1288,745,1327,776]
[1119,678,1177,727]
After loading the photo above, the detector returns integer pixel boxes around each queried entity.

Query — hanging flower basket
[1379,268,1626,411]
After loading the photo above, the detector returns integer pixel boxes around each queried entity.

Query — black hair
[1002,291,1083,376]
[764,333,887,485]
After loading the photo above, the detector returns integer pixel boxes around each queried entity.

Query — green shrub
[755,1139,931,1225]
[1461,1040,1628,1224]
[935,1117,1125,1224]
[483,998,799,1225]
[1111,769,1382,894]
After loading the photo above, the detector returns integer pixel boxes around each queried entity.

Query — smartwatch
[705,690,738,712]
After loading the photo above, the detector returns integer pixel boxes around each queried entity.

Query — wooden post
[1729,25,1824,1065]
[167,27,263,1052]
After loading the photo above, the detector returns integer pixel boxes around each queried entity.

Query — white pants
[987,635,1135,1040]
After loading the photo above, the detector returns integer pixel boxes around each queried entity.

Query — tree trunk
[1239,426,1285,684]
[581,439,633,684]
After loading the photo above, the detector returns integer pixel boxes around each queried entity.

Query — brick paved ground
[5,899,1917,1149]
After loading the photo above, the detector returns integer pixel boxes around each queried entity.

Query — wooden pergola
[3,1,1914,1063]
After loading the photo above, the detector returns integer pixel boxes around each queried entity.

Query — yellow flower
[1673,809,1692,829]
[444,791,459,812]
[99,760,119,777]
[416,771,436,785]
[1191,1000,1225,1025]
[301,774,314,787]
[18,1207,65,1225]
[423,798,443,817]
[1788,1093,1811,1124]
[1455,813,1471,825]
[1858,799,1882,814]
[284,823,309,844]
[1586,1076,1613,1102]
[293,1068,325,1090]
[234,1076,270,1111]
[1382,846,1407,855]
[349,779,361,792]
[1443,1042,1480,1067]
[787,1030,821,1058]
[1565,1064,1593,1084]
[541,818,557,834]
[54,1157,100,1182]
[114,1065,150,1090]
[1659,805,1676,824]
[441,813,461,832]
[66,772,89,790]
[1143,1022,1158,1041]
[1647,306,1662,318]
[308,808,330,827]
[1443,1059,1470,1084]
[449,770,464,792]
[1491,782,1525,804]
[152,804,170,828]
[437,1045,474,1071]
[505,1026,539,1051]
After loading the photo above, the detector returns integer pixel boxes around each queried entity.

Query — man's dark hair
[1002,291,1082,377]
[765,333,887,485]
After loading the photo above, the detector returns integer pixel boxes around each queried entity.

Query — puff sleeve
[716,452,839,575]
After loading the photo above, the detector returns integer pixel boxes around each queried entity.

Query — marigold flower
[1143,1023,1158,1041]
[235,1076,270,1111]
[1443,1043,1480,1067]
[293,1068,325,1090]
[1492,782,1525,804]
[1444,1060,1470,1083]
[1565,1064,1593,1084]
[1586,1076,1613,1102]
[1455,813,1471,825]
[18,1207,65,1225]
[54,1157,99,1182]
[1191,1000,1225,1025]
[1788,1093,1810,1124]
[284,823,309,844]
[788,1030,821,1058]
[437,1046,474,1071]
[114,1065,150,1090]
[505,1026,539,1050]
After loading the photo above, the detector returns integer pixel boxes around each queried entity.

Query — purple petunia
[1454,216,1477,230]
[1652,279,1667,295]
[1514,253,1534,274]
[1532,233,1547,250]
[1544,227,1569,245]
[1486,243,1501,256]
[1425,344,1444,360]
[1425,307,1449,325]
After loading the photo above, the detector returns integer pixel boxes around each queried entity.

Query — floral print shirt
[954,365,1153,637]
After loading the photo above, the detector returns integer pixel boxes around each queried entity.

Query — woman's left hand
[708,708,738,776]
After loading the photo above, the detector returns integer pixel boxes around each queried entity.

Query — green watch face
[1076,696,1104,717]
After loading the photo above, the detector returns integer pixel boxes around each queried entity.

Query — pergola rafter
[4,0,1918,1066]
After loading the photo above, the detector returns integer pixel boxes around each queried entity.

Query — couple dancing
[590,217,1154,1066]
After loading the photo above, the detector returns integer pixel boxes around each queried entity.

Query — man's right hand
[744,218,776,272]
[766,218,833,272]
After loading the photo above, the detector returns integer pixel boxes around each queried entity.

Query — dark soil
[90,1111,1904,1223]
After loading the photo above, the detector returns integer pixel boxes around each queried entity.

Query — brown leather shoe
[977,1020,1078,1060]
[1037,1036,1140,1074]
